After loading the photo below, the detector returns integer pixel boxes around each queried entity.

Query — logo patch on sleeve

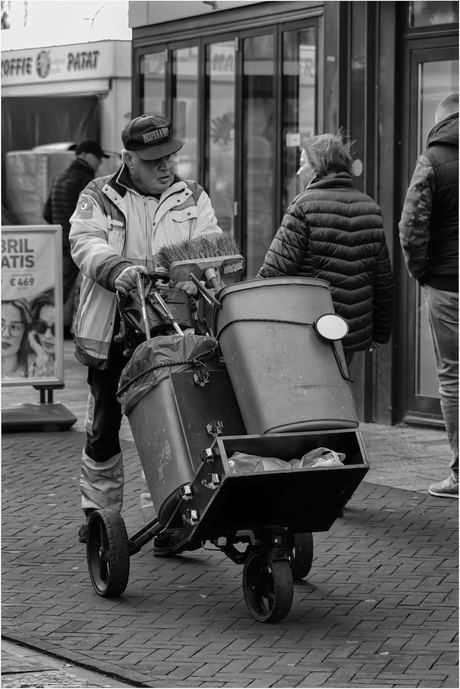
[77,195,94,219]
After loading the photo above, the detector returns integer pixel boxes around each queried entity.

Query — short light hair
[435,93,458,123]
[302,133,353,178]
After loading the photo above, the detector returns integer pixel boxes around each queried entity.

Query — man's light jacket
[69,164,222,369]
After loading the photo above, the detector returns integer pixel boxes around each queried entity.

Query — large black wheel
[288,532,314,580]
[86,509,130,598]
[243,553,293,623]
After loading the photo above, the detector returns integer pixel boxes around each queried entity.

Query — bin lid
[218,276,331,300]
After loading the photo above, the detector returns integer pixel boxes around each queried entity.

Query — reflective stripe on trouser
[140,468,157,524]
[82,336,127,513]
[81,448,124,512]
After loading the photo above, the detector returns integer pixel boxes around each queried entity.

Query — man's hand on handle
[114,266,150,295]
[174,280,198,296]
[115,266,198,297]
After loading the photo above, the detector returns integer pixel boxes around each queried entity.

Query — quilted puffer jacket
[44,157,95,251]
[399,112,458,292]
[258,172,394,351]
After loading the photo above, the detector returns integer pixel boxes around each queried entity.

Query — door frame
[397,36,458,426]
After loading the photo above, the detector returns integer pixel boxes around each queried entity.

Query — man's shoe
[78,523,88,543]
[428,475,459,498]
[153,532,184,557]
[153,531,202,557]
[78,509,95,543]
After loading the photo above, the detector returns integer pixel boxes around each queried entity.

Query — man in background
[399,93,458,498]
[44,140,109,330]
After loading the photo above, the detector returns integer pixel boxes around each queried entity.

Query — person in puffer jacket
[69,114,223,553]
[399,94,458,499]
[258,133,394,361]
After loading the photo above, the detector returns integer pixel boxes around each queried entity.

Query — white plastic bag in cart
[228,452,293,474]
[290,447,346,468]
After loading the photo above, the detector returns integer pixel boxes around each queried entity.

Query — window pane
[418,60,459,154]
[409,1,458,27]
[415,58,458,398]
[243,34,275,278]
[172,46,198,179]
[282,28,316,212]
[140,52,166,116]
[206,41,236,238]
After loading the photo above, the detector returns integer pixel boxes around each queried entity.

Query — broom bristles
[156,234,241,270]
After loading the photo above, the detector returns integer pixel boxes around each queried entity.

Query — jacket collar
[307,171,354,191]
[106,164,187,198]
[101,164,191,212]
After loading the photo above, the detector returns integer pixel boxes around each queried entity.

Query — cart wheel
[289,532,314,580]
[86,509,130,598]
[243,553,293,623]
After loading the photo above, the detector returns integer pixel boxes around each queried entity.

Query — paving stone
[2,403,458,688]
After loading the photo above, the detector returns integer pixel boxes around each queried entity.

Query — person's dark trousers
[63,252,80,304]
[80,338,130,514]
[424,285,459,481]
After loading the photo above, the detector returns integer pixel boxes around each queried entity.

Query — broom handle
[189,274,222,309]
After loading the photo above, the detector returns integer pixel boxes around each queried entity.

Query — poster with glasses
[1,225,64,386]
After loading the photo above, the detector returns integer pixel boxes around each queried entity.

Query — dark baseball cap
[122,114,183,161]
[76,140,109,158]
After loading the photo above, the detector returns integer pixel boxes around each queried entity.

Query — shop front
[128,1,458,427]
[1,39,131,170]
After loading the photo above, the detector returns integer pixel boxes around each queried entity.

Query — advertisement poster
[2,225,64,386]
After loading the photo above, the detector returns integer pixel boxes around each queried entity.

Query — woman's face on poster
[33,305,56,354]
[2,303,25,358]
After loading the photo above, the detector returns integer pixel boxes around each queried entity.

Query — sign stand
[2,386,77,432]
[1,225,78,433]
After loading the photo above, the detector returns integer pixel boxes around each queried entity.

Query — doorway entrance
[399,29,458,424]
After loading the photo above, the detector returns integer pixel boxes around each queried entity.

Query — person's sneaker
[428,475,459,498]
[153,532,184,557]
[153,531,202,557]
[78,510,94,543]
[78,523,88,543]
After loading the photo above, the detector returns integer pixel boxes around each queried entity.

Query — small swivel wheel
[86,509,130,597]
[288,532,314,580]
[243,552,293,623]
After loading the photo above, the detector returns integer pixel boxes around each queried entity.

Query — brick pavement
[2,426,458,688]
[1,639,135,687]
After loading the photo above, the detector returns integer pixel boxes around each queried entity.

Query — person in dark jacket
[258,133,394,362]
[44,140,109,305]
[399,93,458,499]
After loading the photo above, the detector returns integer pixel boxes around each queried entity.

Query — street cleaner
[69,114,224,553]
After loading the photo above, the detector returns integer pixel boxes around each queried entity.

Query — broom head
[157,234,245,283]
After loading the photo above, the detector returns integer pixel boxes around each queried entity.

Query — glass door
[172,46,199,180]
[205,40,236,239]
[415,58,459,400]
[134,20,319,280]
[139,51,166,116]
[242,33,275,278]
[401,44,458,422]
[282,27,317,212]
